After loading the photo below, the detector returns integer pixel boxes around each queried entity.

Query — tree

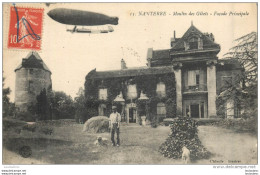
[51,91,75,119]
[220,32,257,118]
[74,87,88,123]
[225,32,257,85]
[3,76,14,117]
[159,117,210,161]
[36,88,49,120]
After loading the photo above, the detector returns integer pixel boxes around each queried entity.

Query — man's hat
[112,106,117,110]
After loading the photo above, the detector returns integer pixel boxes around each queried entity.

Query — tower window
[28,80,33,92]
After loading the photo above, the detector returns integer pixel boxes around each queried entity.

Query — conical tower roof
[14,51,51,73]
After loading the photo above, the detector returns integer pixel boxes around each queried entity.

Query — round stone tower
[14,51,52,111]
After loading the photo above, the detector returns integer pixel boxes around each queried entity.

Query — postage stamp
[7,5,44,50]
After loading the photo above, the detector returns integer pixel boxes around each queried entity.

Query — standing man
[109,106,121,146]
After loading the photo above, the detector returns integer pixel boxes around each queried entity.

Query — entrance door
[129,108,136,123]
[190,104,199,118]
[99,104,106,116]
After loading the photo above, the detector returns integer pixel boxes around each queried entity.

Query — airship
[47,8,118,33]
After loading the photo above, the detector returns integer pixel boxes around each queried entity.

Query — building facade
[14,51,52,111]
[85,24,242,123]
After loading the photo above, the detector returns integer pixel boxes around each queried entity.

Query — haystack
[82,116,109,133]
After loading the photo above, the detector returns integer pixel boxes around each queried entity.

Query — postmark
[19,145,32,158]
[7,4,44,50]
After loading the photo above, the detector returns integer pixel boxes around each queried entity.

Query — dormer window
[184,36,203,50]
[189,37,198,50]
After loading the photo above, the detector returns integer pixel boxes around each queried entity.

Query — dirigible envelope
[48,8,119,26]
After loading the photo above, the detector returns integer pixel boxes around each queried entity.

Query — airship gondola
[47,8,118,33]
[66,25,114,33]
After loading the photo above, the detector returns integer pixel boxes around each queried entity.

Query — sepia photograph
[1,2,258,172]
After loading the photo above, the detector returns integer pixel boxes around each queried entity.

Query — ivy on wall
[85,72,176,121]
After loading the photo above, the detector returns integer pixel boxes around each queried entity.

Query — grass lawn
[3,122,257,164]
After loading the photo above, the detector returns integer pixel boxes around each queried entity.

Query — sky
[3,3,257,102]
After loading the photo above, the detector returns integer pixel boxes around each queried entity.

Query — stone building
[85,24,242,123]
[14,51,52,111]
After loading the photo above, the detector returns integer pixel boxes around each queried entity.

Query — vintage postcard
[2,2,258,174]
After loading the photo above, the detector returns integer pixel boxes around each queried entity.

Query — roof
[14,51,51,73]
[152,49,170,60]
[86,66,174,79]
[149,24,221,67]
[172,24,220,52]
[217,58,242,70]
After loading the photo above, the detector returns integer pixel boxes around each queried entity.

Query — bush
[151,119,158,128]
[36,119,76,127]
[3,118,27,132]
[213,118,257,134]
[16,111,36,122]
[159,117,211,161]
[20,123,54,135]
[194,118,222,126]
[82,116,109,133]
[38,126,54,135]
[149,115,158,128]
[163,118,175,126]
[22,124,37,132]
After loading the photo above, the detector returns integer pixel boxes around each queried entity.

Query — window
[156,82,166,97]
[198,38,203,49]
[222,76,232,88]
[226,99,234,119]
[189,37,198,50]
[28,80,33,92]
[196,74,200,85]
[127,84,137,99]
[99,88,107,100]
[188,70,200,86]
[157,102,166,118]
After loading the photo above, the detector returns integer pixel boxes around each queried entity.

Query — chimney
[171,31,177,48]
[204,32,215,42]
[210,33,215,41]
[147,58,151,67]
[121,59,127,69]
[147,48,153,67]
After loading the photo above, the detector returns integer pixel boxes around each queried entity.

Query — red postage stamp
[8,5,44,50]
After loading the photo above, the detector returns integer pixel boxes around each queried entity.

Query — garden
[3,117,257,164]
